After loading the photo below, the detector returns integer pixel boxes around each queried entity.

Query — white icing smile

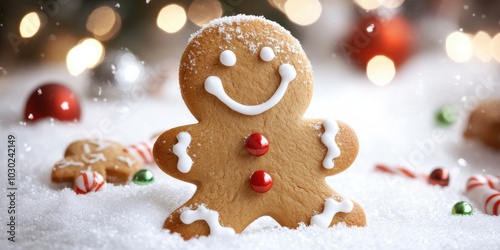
[205,48,297,116]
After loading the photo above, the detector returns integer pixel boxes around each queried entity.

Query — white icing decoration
[205,63,296,116]
[56,160,84,169]
[81,153,106,164]
[310,198,353,228]
[321,120,341,169]
[260,47,275,62]
[83,143,91,153]
[116,155,135,167]
[220,50,236,67]
[173,132,193,173]
[180,205,235,236]
[90,140,112,151]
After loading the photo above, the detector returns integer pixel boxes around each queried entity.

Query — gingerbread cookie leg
[164,195,236,239]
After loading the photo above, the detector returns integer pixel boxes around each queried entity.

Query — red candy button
[250,170,273,193]
[245,133,269,156]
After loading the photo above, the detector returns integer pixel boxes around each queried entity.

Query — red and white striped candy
[375,164,428,180]
[74,171,107,195]
[465,174,500,216]
[124,141,154,164]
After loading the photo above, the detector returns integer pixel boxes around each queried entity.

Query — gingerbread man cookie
[52,139,142,184]
[154,15,366,239]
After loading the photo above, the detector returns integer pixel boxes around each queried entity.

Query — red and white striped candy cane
[374,164,428,180]
[465,174,500,216]
[124,141,154,164]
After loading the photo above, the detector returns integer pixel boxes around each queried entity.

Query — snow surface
[1,51,500,249]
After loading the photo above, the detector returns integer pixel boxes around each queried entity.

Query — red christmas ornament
[24,83,81,123]
[340,14,414,69]
[245,133,269,156]
[250,170,273,193]
[428,168,449,187]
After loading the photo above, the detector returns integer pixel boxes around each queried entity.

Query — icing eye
[260,47,275,62]
[220,50,236,67]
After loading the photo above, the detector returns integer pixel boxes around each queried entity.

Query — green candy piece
[452,201,473,215]
[133,169,154,185]
[435,106,457,126]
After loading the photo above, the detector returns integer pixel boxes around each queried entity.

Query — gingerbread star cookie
[154,15,366,239]
[52,139,142,184]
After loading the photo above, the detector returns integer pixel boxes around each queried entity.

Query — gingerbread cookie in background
[52,139,142,184]
[154,15,366,239]
[464,100,500,150]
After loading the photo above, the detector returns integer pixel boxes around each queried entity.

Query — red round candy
[428,168,449,187]
[24,83,81,123]
[250,170,273,193]
[245,133,269,156]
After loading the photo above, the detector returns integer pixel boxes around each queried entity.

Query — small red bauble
[428,168,449,187]
[24,83,81,123]
[245,133,269,156]
[250,170,273,193]
[341,14,413,69]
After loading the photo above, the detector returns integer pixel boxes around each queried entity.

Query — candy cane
[465,175,500,216]
[124,141,154,164]
[374,164,428,180]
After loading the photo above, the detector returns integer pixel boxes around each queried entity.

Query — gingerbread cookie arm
[153,125,201,183]
[318,120,359,176]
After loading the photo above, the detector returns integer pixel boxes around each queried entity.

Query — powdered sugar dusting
[183,15,311,77]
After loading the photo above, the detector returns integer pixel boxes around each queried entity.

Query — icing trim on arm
[180,205,236,236]
[204,63,296,116]
[173,132,193,173]
[310,198,353,228]
[321,119,341,169]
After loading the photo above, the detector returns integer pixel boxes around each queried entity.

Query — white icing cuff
[180,205,236,236]
[173,132,193,173]
[310,198,353,228]
[321,119,341,169]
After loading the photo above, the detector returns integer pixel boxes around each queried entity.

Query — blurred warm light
[354,0,404,10]
[86,6,122,41]
[354,0,380,10]
[19,12,41,38]
[381,0,405,9]
[66,38,104,76]
[366,55,396,86]
[472,31,492,62]
[157,4,187,33]
[492,33,500,63]
[445,31,472,63]
[285,0,322,26]
[268,0,287,12]
[188,0,222,27]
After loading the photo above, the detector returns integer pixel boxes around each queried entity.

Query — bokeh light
[354,0,380,10]
[366,55,396,86]
[66,38,104,76]
[492,33,500,63]
[188,0,222,27]
[157,4,187,33]
[268,0,287,12]
[445,31,472,63]
[472,31,492,62]
[354,0,405,10]
[86,6,122,41]
[19,12,41,38]
[284,0,322,26]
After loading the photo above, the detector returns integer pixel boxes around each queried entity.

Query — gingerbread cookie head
[52,139,142,184]
[154,15,365,240]
[179,15,313,122]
